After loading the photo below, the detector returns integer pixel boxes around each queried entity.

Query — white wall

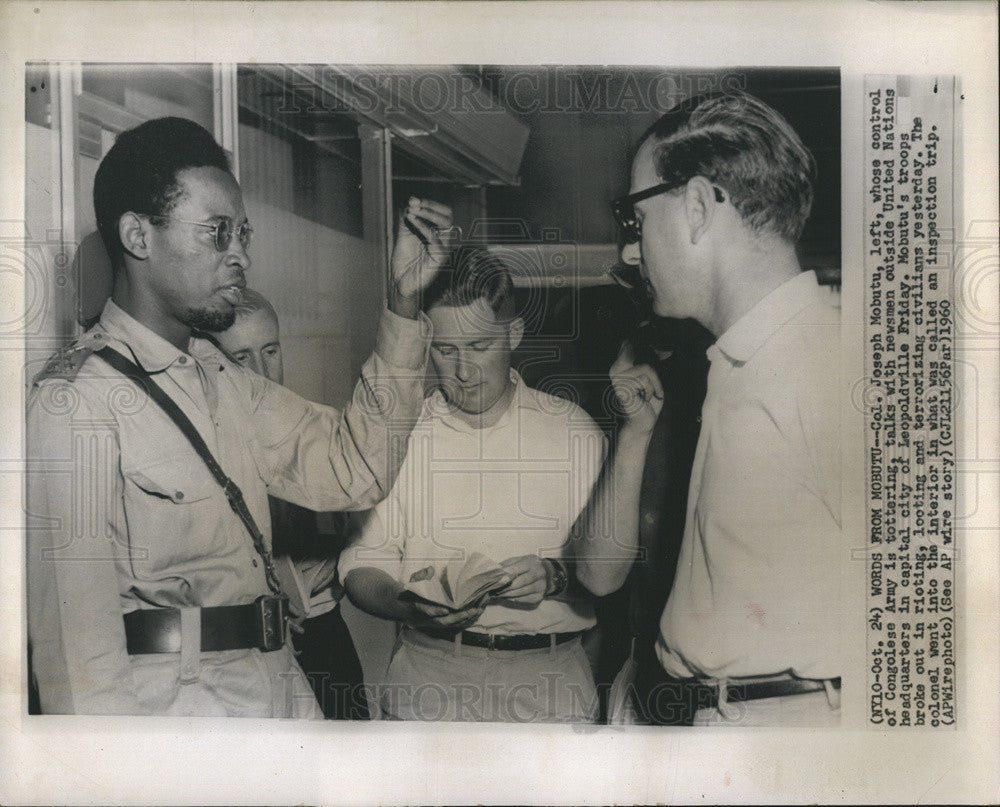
[238,121,396,689]
[23,120,73,382]
[238,122,383,408]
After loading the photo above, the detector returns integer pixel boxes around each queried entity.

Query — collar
[712,270,822,365]
[426,368,527,433]
[97,299,194,373]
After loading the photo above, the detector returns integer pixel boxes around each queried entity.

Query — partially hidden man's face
[427,299,522,419]
[143,166,251,333]
[216,307,284,385]
[622,138,705,320]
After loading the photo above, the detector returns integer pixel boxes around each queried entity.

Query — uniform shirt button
[175,491,184,500]
[178,356,187,364]
[252,558,259,567]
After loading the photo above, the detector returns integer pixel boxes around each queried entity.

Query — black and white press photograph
[22,62,846,726]
[2,2,997,805]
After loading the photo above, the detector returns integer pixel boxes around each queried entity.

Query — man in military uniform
[26,116,452,717]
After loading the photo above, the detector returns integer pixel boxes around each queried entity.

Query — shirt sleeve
[545,413,608,562]
[26,377,143,715]
[337,472,407,584]
[245,308,430,512]
[337,425,419,584]
[576,421,609,521]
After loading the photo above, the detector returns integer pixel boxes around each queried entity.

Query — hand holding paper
[402,553,512,611]
[494,554,550,606]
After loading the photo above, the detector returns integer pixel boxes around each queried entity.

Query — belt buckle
[253,594,288,652]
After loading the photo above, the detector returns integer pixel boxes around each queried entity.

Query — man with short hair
[340,248,605,722]
[215,289,368,719]
[577,93,842,726]
[214,288,285,383]
[27,116,452,716]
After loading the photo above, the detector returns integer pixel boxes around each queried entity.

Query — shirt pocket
[121,454,222,580]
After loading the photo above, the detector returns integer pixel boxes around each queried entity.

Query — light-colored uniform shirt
[27,299,428,716]
[657,271,842,681]
[340,371,605,635]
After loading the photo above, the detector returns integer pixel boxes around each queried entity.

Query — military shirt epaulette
[32,331,110,385]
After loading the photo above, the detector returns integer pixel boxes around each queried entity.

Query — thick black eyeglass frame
[611,181,726,244]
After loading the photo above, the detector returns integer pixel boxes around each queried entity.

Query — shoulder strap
[33,344,95,385]
[95,345,284,595]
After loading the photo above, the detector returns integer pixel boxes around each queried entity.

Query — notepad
[402,552,512,611]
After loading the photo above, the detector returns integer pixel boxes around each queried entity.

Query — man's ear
[118,212,150,261]
[684,176,718,245]
[507,316,525,351]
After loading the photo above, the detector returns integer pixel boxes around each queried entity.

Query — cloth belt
[123,595,290,654]
[415,626,581,651]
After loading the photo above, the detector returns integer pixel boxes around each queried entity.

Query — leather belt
[629,640,839,703]
[415,626,581,651]
[123,596,289,654]
[699,675,840,704]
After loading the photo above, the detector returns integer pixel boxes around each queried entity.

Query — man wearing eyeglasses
[576,93,842,726]
[26,116,451,717]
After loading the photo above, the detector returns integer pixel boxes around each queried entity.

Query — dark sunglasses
[610,181,725,244]
[144,214,253,252]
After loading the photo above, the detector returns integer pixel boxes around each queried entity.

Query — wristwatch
[544,559,569,598]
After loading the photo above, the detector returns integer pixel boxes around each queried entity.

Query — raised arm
[388,197,455,319]
[248,200,454,512]
[573,343,664,597]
